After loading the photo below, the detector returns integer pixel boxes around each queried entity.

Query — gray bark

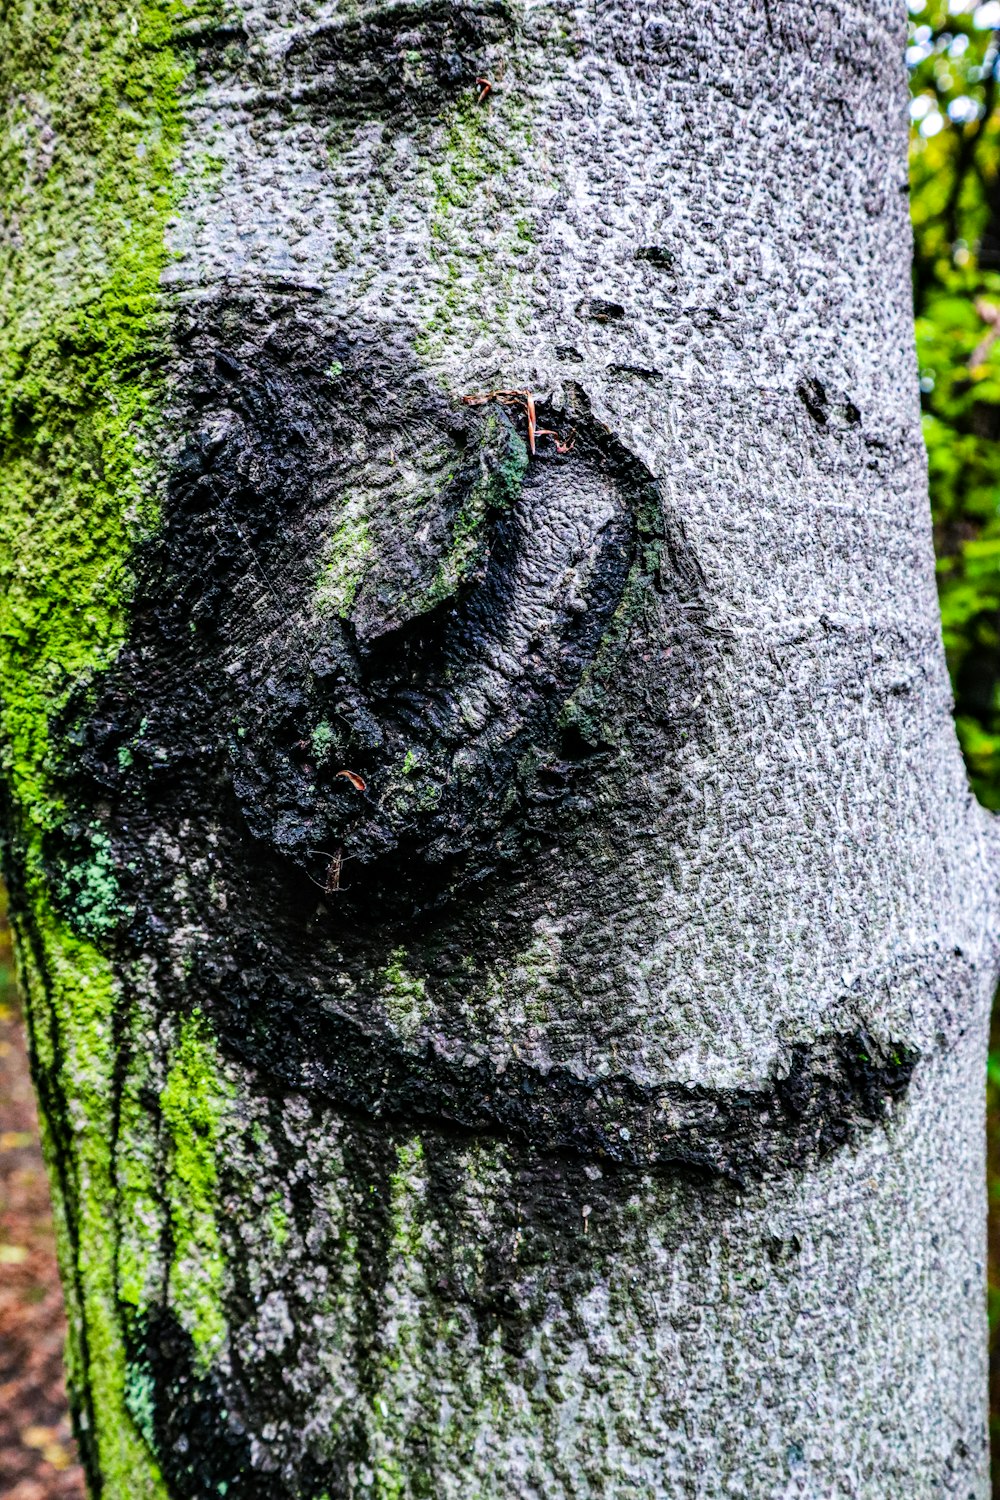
[1,0,995,1495]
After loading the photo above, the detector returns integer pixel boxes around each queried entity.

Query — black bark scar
[214,984,917,1184]
[46,295,916,1182]
[187,0,514,121]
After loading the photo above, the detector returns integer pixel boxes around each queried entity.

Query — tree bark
[0,0,996,1494]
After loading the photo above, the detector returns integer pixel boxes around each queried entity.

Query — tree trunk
[0,0,995,1494]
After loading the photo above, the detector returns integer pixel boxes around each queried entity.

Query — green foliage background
[910,1,1000,800]
[909,0,1000,1462]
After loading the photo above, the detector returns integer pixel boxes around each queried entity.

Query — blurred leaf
[910,12,1000,812]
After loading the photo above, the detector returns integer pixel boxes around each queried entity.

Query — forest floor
[0,903,84,1500]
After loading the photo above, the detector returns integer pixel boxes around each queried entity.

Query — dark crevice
[634,245,675,270]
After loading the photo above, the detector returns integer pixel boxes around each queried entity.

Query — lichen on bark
[0,0,219,1490]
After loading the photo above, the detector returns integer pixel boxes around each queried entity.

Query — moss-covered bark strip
[14,896,170,1496]
[160,1013,234,1370]
[0,0,213,1492]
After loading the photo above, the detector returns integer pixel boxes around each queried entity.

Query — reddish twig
[533,422,576,454]
[335,769,366,792]
[460,388,575,456]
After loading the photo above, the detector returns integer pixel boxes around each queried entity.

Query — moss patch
[423,413,528,608]
[0,0,217,1492]
[160,1012,233,1368]
[379,951,431,1043]
[417,91,535,360]
[315,496,373,616]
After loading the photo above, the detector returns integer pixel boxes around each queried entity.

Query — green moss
[11,893,170,1498]
[315,498,372,615]
[379,950,431,1042]
[267,1195,291,1254]
[417,782,443,811]
[359,1139,525,1499]
[388,1136,426,1263]
[0,0,217,1492]
[160,1012,233,1368]
[311,719,336,765]
[193,149,226,191]
[0,0,203,837]
[315,414,526,635]
[116,1028,167,1315]
[365,1136,430,1498]
[416,93,535,358]
[424,415,528,607]
[466,930,561,1042]
[432,100,487,209]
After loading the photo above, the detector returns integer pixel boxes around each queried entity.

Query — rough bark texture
[0,0,996,1495]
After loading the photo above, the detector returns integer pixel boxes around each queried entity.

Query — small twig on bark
[304,847,345,894]
[460,388,575,455]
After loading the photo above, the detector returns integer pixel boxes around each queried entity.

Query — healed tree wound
[45,295,916,1181]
